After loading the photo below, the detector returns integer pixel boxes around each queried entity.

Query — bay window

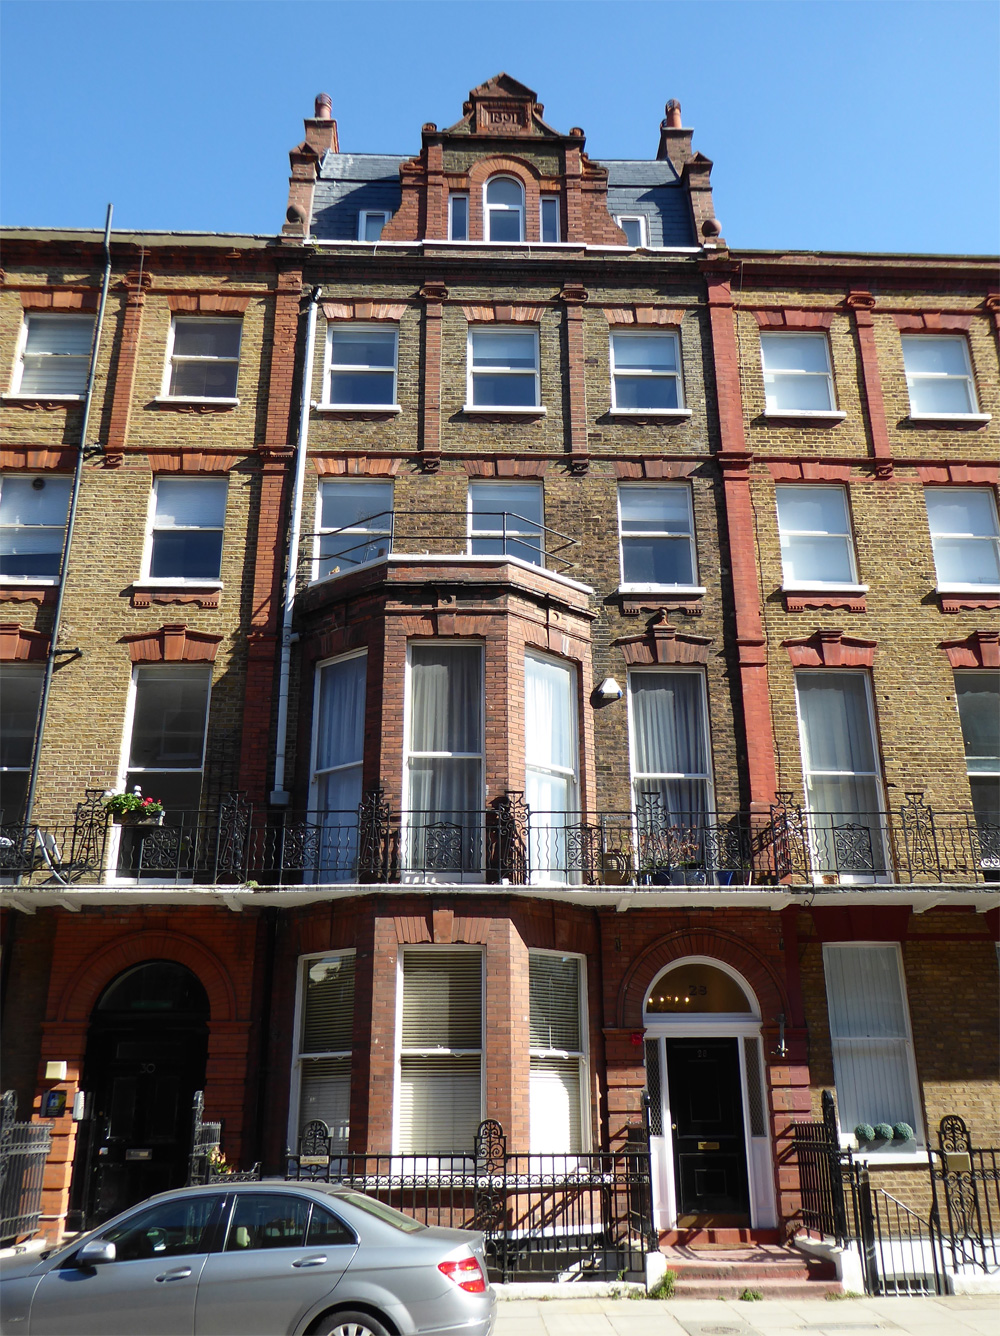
[292,952,355,1152]
[398,948,483,1153]
[525,653,579,883]
[310,652,367,881]
[530,952,586,1152]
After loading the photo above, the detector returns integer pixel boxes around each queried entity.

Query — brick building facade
[1,75,997,1255]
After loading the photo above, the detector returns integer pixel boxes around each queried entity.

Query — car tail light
[438,1251,487,1293]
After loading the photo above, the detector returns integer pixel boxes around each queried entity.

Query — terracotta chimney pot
[314,93,333,120]
[665,99,682,129]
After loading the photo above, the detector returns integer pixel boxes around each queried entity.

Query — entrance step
[659,1227,782,1248]
[659,1244,841,1300]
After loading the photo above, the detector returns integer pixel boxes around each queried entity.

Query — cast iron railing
[285,1118,654,1282]
[0,1091,53,1243]
[930,1114,1000,1276]
[4,789,996,887]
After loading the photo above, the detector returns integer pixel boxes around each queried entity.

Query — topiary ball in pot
[874,1122,895,1142]
[892,1122,915,1142]
[855,1123,876,1144]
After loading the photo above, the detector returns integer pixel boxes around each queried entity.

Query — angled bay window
[485,176,524,242]
[144,477,227,582]
[398,949,483,1153]
[467,326,540,409]
[618,484,698,590]
[0,475,72,582]
[292,952,355,1152]
[0,664,43,823]
[405,644,484,876]
[164,317,241,401]
[775,485,860,588]
[529,952,586,1153]
[13,313,94,396]
[794,671,888,880]
[525,653,579,883]
[628,670,713,828]
[468,480,543,566]
[311,652,367,881]
[610,329,683,412]
[760,332,836,414]
[323,324,398,409]
[823,945,921,1143]
[902,335,980,417]
[924,488,1000,589]
[316,480,393,578]
[954,672,1000,832]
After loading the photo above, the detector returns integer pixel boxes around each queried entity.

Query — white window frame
[465,325,543,414]
[525,651,581,886]
[759,331,842,418]
[448,194,469,241]
[924,487,1000,592]
[616,215,648,248]
[138,476,227,587]
[0,663,44,823]
[0,473,72,586]
[609,328,690,417]
[529,949,590,1154]
[158,316,241,405]
[314,479,394,581]
[309,650,368,882]
[358,209,389,242]
[8,312,95,399]
[467,480,544,567]
[627,666,716,823]
[902,334,988,421]
[775,484,865,591]
[288,950,356,1155]
[823,943,924,1155]
[616,482,703,595]
[954,671,1000,839]
[320,322,400,413]
[484,175,525,243]
[539,195,560,244]
[394,945,485,1156]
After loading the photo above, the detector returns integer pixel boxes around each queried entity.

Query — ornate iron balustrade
[3,790,996,887]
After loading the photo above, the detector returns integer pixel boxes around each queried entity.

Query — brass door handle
[671,1123,677,1131]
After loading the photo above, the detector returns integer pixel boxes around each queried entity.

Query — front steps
[659,1242,841,1299]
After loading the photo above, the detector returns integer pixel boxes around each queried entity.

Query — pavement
[494,1293,1000,1336]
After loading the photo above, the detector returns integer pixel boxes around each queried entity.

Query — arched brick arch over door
[617,927,789,1029]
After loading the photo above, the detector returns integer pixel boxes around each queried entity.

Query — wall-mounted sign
[126,1148,152,1161]
[42,1090,66,1118]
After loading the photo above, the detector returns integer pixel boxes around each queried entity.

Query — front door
[666,1038,749,1224]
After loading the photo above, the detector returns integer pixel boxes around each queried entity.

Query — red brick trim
[131,590,221,609]
[785,593,867,613]
[461,304,544,324]
[20,290,99,311]
[892,312,974,333]
[466,156,543,243]
[940,630,1000,669]
[420,283,445,470]
[753,309,834,330]
[146,453,240,474]
[0,623,49,661]
[845,290,892,471]
[939,594,1000,614]
[0,450,75,470]
[782,629,877,667]
[603,307,685,326]
[464,459,547,478]
[167,294,251,314]
[313,456,400,477]
[322,302,407,322]
[53,929,238,1023]
[767,461,854,483]
[617,927,789,1028]
[809,906,911,943]
[562,286,589,463]
[615,459,699,480]
[917,464,1000,486]
[614,622,712,665]
[120,624,222,663]
[104,272,153,461]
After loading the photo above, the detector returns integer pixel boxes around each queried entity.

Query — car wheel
[315,1312,391,1336]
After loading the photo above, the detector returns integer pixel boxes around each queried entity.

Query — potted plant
[668,826,704,884]
[104,791,165,825]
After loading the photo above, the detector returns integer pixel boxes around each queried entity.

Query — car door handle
[156,1267,193,1282]
[292,1255,328,1267]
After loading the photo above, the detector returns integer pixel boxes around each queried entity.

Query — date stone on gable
[454,73,559,138]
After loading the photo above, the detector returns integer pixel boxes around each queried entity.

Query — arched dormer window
[485,176,525,243]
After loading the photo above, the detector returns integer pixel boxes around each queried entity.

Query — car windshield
[336,1191,426,1233]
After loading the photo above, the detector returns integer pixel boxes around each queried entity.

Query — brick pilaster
[561,283,589,466]
[103,270,151,463]
[846,290,893,477]
[419,282,447,471]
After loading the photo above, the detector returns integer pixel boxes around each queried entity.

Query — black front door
[666,1038,750,1223]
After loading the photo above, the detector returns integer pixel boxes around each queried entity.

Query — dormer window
[486,177,525,243]
[616,215,647,248]
[540,197,560,244]
[358,211,389,242]
[449,194,469,241]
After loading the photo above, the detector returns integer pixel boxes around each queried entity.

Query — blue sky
[2,0,997,253]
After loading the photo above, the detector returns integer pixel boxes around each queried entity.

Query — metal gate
[0,1090,53,1243]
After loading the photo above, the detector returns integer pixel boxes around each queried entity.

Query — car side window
[306,1202,357,1247]
[101,1196,219,1262]
[224,1193,310,1250]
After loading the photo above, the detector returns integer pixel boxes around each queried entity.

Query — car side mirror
[76,1240,116,1266]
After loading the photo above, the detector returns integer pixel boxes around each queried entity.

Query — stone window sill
[908,413,991,425]
[2,393,83,405]
[607,408,692,420]
[462,405,546,417]
[153,396,240,408]
[133,580,224,590]
[0,577,59,587]
[618,584,706,597]
[761,410,846,423]
[313,403,402,415]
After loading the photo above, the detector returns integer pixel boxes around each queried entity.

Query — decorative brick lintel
[462,304,544,324]
[940,630,1000,669]
[782,629,877,667]
[120,624,223,664]
[615,459,699,480]
[753,309,834,330]
[917,463,1000,486]
[464,458,547,478]
[938,594,1000,615]
[20,289,99,311]
[167,293,251,314]
[603,307,685,326]
[0,623,49,661]
[146,453,241,474]
[784,593,867,613]
[322,302,407,322]
[313,456,400,477]
[892,312,974,333]
[614,621,712,665]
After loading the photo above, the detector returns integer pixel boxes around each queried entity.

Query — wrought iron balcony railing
[2,789,997,890]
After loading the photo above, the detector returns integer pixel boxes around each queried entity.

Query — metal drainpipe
[22,205,114,831]
[270,285,321,805]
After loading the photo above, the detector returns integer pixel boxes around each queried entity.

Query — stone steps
[660,1244,841,1300]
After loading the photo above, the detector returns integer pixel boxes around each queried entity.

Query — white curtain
[631,673,708,821]
[314,656,366,879]
[525,656,577,881]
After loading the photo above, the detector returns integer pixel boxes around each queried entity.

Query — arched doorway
[71,961,209,1228]
[643,957,776,1232]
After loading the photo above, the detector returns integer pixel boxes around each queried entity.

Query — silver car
[0,1182,496,1336]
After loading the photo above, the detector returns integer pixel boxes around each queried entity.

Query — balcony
[2,790,997,892]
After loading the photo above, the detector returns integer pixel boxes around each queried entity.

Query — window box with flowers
[104,792,165,825]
